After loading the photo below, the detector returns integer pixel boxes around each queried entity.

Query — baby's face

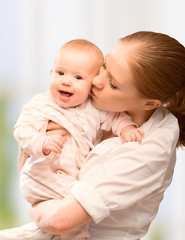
[50,48,100,108]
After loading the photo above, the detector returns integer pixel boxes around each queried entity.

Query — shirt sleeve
[71,181,110,223]
[71,123,178,223]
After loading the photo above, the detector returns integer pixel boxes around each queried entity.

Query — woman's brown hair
[121,31,185,147]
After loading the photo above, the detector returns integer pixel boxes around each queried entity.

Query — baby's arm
[120,125,144,144]
[14,121,47,158]
[100,111,144,144]
[14,104,64,157]
[14,120,66,156]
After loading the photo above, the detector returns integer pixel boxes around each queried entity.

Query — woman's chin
[91,98,101,109]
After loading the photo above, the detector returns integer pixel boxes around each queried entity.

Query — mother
[30,31,185,239]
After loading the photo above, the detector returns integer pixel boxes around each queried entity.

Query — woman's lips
[90,89,96,98]
[59,90,73,101]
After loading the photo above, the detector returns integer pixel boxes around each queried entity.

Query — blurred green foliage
[0,96,16,229]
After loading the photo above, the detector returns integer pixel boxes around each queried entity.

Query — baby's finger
[134,131,143,144]
[58,135,66,142]
[50,143,62,154]
[54,135,66,148]
[124,134,133,142]
[137,128,144,137]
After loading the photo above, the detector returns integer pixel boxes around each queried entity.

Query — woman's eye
[59,71,64,75]
[109,79,118,90]
[74,75,82,80]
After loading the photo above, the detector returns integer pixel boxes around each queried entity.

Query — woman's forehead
[105,53,125,79]
[105,45,130,78]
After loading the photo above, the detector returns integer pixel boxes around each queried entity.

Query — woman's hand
[46,120,69,137]
[29,194,92,234]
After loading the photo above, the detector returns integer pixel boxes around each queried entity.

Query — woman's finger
[47,121,64,131]
[46,129,68,136]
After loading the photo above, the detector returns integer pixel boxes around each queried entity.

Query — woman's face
[91,41,145,114]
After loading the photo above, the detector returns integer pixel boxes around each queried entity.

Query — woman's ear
[143,99,161,110]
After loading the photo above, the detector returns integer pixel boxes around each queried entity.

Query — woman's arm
[29,121,91,234]
[29,110,178,236]
[29,194,92,234]
[30,134,172,235]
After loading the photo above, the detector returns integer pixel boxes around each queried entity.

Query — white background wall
[0,0,185,239]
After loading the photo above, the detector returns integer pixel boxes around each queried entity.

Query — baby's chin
[56,99,86,109]
[55,99,72,109]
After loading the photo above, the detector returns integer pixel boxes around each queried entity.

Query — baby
[0,39,143,239]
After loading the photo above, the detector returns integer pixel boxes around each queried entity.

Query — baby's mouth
[59,90,73,101]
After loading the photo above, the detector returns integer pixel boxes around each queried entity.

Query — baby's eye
[74,75,82,80]
[59,71,64,75]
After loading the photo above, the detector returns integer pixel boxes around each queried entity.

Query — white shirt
[71,107,179,240]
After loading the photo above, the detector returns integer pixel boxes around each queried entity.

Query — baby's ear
[143,99,161,110]
[50,69,53,75]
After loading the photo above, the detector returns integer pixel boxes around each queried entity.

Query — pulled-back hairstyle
[120,31,185,147]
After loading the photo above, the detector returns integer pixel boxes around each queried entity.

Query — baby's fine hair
[121,31,185,147]
[61,39,104,65]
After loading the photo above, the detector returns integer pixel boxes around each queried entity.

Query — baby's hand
[120,125,144,144]
[42,135,66,155]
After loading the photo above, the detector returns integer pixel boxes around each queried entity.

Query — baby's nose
[61,78,72,86]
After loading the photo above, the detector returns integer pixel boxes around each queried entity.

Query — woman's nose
[92,74,104,89]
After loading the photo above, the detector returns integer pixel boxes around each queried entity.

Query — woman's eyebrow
[104,55,123,87]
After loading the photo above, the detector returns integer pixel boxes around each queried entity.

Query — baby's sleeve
[100,111,136,137]
[13,98,47,158]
